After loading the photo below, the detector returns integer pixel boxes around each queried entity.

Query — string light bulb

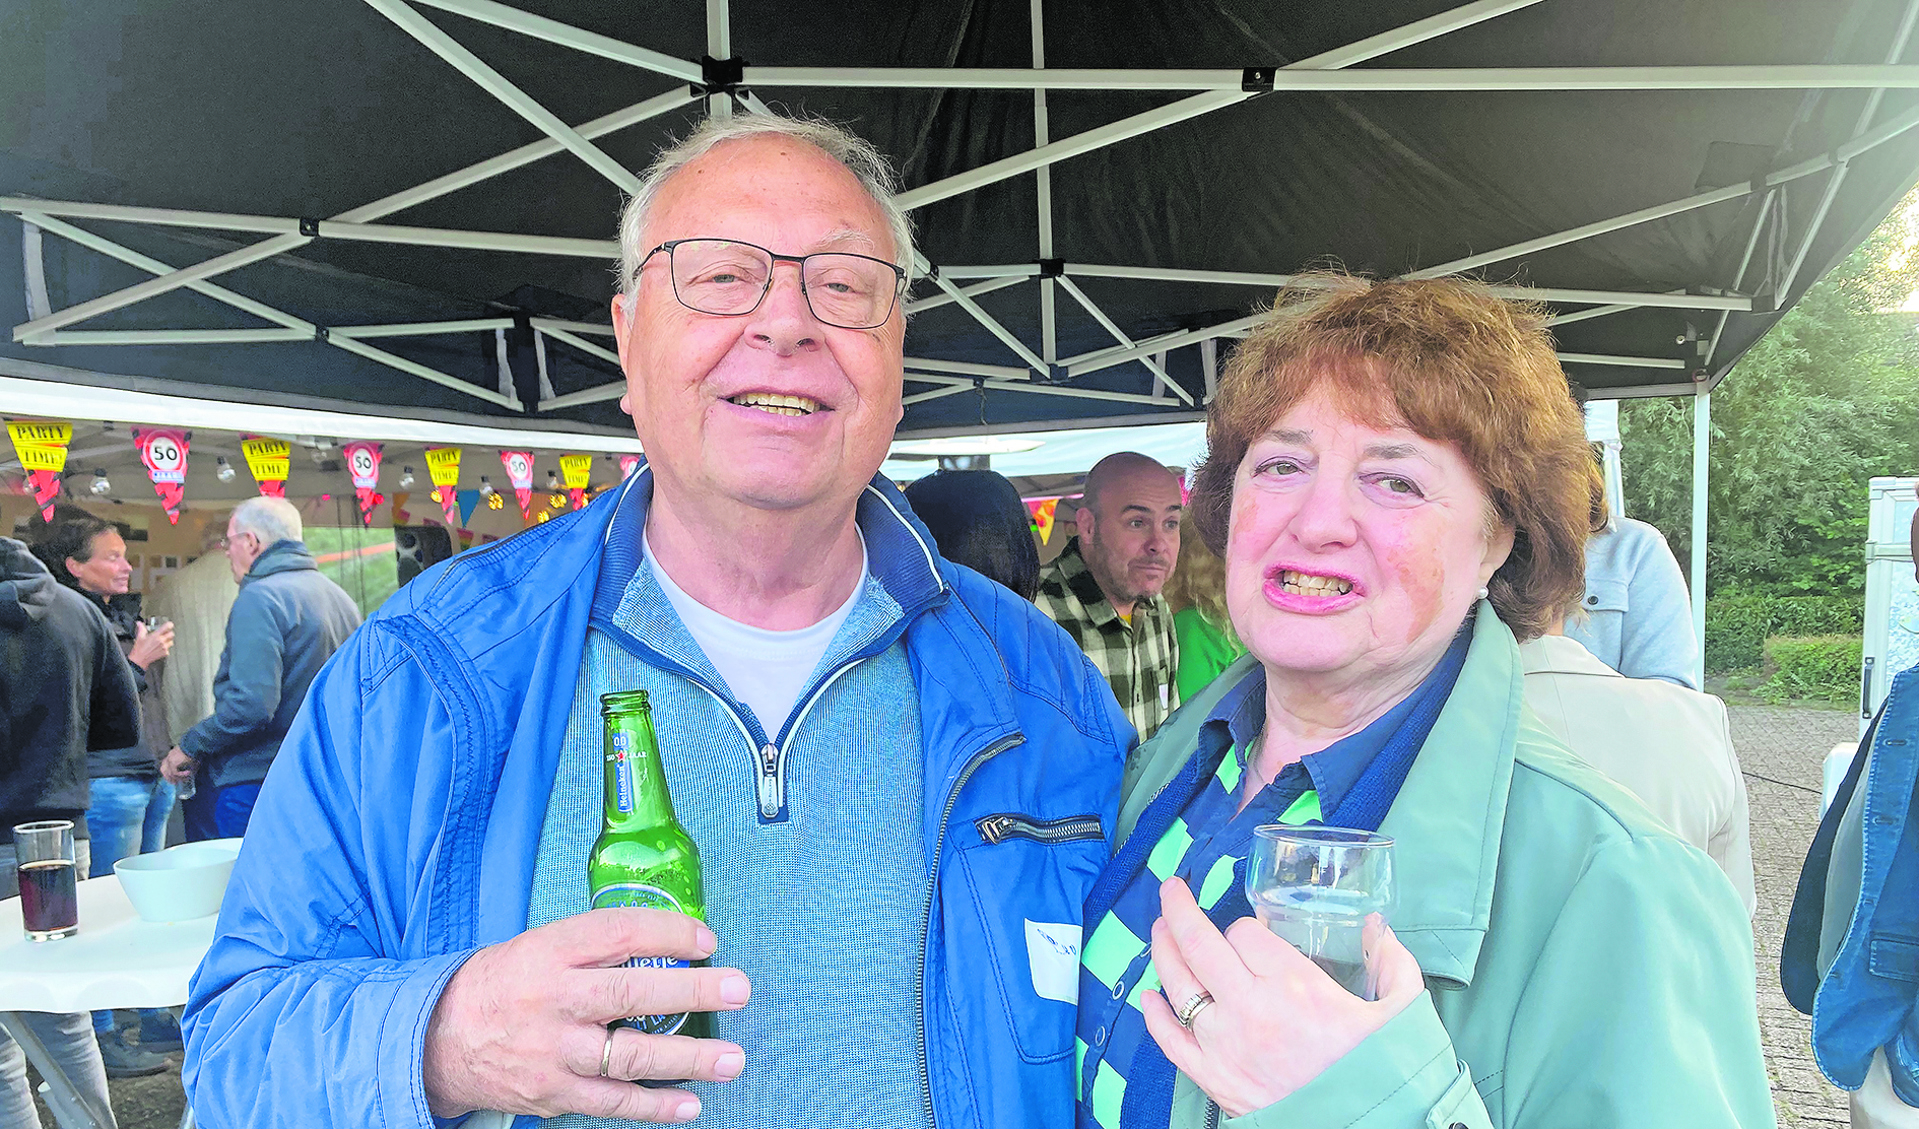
[478,476,496,498]
[398,466,416,490]
[89,469,111,495]
[546,470,561,491]
[215,456,237,483]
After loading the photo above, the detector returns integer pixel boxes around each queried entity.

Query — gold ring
[1175,990,1215,1030]
[599,1027,616,1078]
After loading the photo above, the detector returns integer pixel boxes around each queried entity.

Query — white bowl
[114,849,236,923]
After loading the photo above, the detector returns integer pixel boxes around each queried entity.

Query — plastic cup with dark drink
[14,820,80,941]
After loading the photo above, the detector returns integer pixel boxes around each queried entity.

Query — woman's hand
[1141,877,1425,1118]
[128,619,174,669]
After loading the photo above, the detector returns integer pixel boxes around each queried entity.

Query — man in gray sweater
[159,497,360,839]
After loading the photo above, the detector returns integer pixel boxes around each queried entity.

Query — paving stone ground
[34,703,1870,1129]
[1730,702,1859,1127]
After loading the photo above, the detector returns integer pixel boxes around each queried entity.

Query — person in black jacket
[35,512,178,1075]
[0,536,139,1126]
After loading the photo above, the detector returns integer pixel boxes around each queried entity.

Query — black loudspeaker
[394,525,454,587]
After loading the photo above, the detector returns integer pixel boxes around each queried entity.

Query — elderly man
[1037,452,1184,740]
[182,114,1128,1129]
[158,497,359,839]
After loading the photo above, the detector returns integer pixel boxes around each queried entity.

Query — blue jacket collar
[592,462,946,626]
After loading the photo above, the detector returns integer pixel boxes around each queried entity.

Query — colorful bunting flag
[619,454,641,481]
[132,427,190,525]
[342,441,384,528]
[559,453,594,511]
[425,447,462,525]
[499,450,535,520]
[6,420,72,522]
[457,489,482,527]
[240,436,290,497]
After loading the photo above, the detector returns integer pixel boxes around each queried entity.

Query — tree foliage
[1620,202,1919,597]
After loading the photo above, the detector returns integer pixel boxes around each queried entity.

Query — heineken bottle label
[592,882,692,1035]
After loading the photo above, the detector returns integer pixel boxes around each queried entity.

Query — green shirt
[1172,606,1243,701]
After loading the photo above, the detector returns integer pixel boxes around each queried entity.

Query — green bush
[1705,594,1864,673]
[1757,635,1863,705]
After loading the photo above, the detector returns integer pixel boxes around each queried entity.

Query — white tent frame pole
[1690,389,1710,686]
[1545,303,1638,327]
[539,383,626,411]
[530,317,617,336]
[707,0,731,120]
[361,0,642,194]
[935,264,1043,280]
[409,0,703,82]
[1055,275,1193,404]
[1031,0,1058,366]
[20,211,519,409]
[1777,0,1919,300]
[0,199,620,258]
[1064,314,1267,374]
[902,384,975,408]
[924,264,1050,375]
[743,64,1919,92]
[1410,98,1919,280]
[9,88,696,341]
[45,329,312,346]
[902,357,1029,379]
[333,318,517,338]
[1702,190,1781,369]
[1058,264,1754,312]
[903,276,1027,316]
[0,375,640,452]
[1554,352,1688,369]
[540,325,623,367]
[905,372,1174,407]
[893,0,1548,215]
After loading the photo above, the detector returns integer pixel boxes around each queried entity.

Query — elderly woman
[1073,275,1772,1129]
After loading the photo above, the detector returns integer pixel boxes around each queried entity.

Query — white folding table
[0,877,214,1129]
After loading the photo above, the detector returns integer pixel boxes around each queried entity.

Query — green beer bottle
[589,689,712,1039]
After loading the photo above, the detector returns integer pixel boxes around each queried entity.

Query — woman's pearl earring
[1476,585,1490,600]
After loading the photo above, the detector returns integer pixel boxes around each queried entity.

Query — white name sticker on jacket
[1025,920,1083,1004]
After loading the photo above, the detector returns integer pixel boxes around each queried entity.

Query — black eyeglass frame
[642,238,909,330]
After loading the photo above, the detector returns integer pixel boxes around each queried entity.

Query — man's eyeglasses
[642,239,908,330]
[217,532,256,551]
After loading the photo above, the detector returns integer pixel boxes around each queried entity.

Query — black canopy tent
[5,0,1919,442]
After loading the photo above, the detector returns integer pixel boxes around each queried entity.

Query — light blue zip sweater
[529,545,929,1128]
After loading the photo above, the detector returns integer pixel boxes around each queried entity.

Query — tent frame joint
[313,325,330,343]
[1241,66,1276,94]
[1037,257,1064,279]
[298,217,322,238]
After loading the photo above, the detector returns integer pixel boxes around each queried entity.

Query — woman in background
[1161,512,1244,699]
[903,468,1042,600]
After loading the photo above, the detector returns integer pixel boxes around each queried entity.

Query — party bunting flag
[342,440,384,528]
[240,436,290,497]
[558,453,594,510]
[1027,498,1060,544]
[425,447,462,526]
[391,492,411,525]
[499,450,535,520]
[132,427,190,524]
[6,420,73,522]
[457,489,482,528]
[619,454,641,481]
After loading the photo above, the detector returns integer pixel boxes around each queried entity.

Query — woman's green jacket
[1113,606,1776,1129]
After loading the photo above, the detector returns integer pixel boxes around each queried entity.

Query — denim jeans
[184,783,261,842]
[84,775,176,1037]
[0,839,118,1129]
[84,776,173,873]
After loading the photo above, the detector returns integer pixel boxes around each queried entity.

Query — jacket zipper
[974,812,1103,846]
[918,732,1024,1128]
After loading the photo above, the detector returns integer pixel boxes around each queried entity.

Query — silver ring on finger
[1175,990,1215,1030]
[599,1027,617,1078]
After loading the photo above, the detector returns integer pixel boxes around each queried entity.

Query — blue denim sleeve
[183,625,471,1129]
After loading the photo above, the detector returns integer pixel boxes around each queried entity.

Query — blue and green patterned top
[1073,629,1471,1129]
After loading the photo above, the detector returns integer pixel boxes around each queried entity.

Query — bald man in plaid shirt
[1036,453,1183,741]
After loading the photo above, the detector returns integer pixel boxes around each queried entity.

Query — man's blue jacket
[181,472,1130,1129]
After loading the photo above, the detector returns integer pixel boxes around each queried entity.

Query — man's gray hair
[615,113,918,310]
[231,496,303,546]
